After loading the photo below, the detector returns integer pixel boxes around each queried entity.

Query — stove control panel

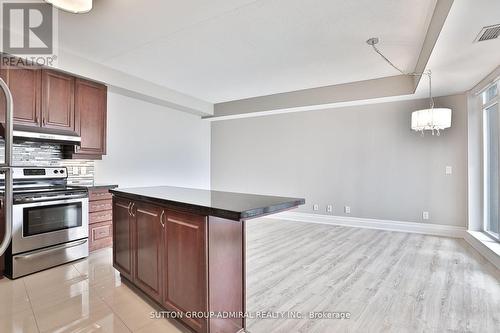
[24,169,46,176]
[10,167,68,180]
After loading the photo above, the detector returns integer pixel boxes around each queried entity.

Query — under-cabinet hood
[0,124,81,145]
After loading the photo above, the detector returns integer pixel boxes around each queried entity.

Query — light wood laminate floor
[246,219,500,333]
[0,219,498,333]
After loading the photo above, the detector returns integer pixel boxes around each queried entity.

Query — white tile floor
[0,248,188,333]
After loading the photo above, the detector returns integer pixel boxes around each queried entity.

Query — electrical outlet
[423,211,430,220]
[313,204,319,211]
[326,205,333,213]
[344,206,351,214]
[445,166,452,175]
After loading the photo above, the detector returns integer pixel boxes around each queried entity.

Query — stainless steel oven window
[12,198,89,254]
[23,201,83,237]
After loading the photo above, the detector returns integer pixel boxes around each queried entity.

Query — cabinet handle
[160,210,165,228]
[127,202,132,216]
[93,204,108,209]
[130,203,136,217]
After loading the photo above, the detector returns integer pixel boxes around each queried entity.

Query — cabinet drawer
[89,220,112,252]
[89,210,112,224]
[89,199,112,213]
[92,224,111,240]
[89,189,112,201]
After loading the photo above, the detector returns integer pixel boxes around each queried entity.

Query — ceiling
[415,0,500,98]
[58,0,437,103]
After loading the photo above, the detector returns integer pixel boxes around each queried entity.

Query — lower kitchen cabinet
[134,202,163,303]
[89,220,112,252]
[88,188,114,252]
[111,189,298,333]
[112,197,209,333]
[163,210,207,332]
[112,197,134,281]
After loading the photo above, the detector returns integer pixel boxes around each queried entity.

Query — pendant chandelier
[367,37,452,136]
[44,0,92,14]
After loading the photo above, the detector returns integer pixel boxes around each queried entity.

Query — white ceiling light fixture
[45,0,92,14]
[366,37,452,136]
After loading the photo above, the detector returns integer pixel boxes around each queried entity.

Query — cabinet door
[163,210,207,332]
[112,198,134,281]
[74,79,107,156]
[134,202,163,302]
[0,66,41,126]
[41,69,75,131]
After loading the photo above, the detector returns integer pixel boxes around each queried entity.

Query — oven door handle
[16,194,88,204]
[15,239,88,260]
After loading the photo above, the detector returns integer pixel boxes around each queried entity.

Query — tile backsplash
[0,139,95,185]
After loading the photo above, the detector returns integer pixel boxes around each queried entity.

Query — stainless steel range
[2,167,89,278]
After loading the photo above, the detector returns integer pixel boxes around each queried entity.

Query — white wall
[94,92,210,189]
[211,94,467,227]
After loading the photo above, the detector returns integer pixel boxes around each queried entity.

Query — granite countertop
[110,186,305,221]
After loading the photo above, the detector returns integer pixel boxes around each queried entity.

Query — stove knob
[54,170,59,174]
[60,169,65,174]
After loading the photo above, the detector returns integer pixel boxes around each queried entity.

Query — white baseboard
[464,231,500,270]
[263,212,500,270]
[266,211,466,238]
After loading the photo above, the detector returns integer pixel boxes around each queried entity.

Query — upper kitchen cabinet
[0,65,42,127]
[71,79,107,158]
[0,59,108,159]
[41,69,75,131]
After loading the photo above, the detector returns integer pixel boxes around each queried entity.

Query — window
[483,81,500,241]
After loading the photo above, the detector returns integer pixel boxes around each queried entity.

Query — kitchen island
[110,186,305,333]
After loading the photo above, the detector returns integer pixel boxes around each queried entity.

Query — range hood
[0,124,81,145]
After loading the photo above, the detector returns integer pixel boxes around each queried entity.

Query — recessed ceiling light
[44,0,92,14]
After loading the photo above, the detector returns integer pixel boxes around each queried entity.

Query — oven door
[12,198,89,254]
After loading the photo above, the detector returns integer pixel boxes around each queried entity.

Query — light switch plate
[445,166,452,175]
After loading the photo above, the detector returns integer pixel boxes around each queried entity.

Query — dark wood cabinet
[111,189,300,333]
[163,210,207,332]
[113,196,209,333]
[0,65,41,126]
[73,79,107,158]
[134,202,163,302]
[41,70,75,131]
[89,220,113,252]
[0,60,108,160]
[112,198,134,281]
[89,188,114,252]
[112,195,245,333]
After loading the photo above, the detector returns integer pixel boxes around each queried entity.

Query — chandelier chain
[368,42,434,110]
